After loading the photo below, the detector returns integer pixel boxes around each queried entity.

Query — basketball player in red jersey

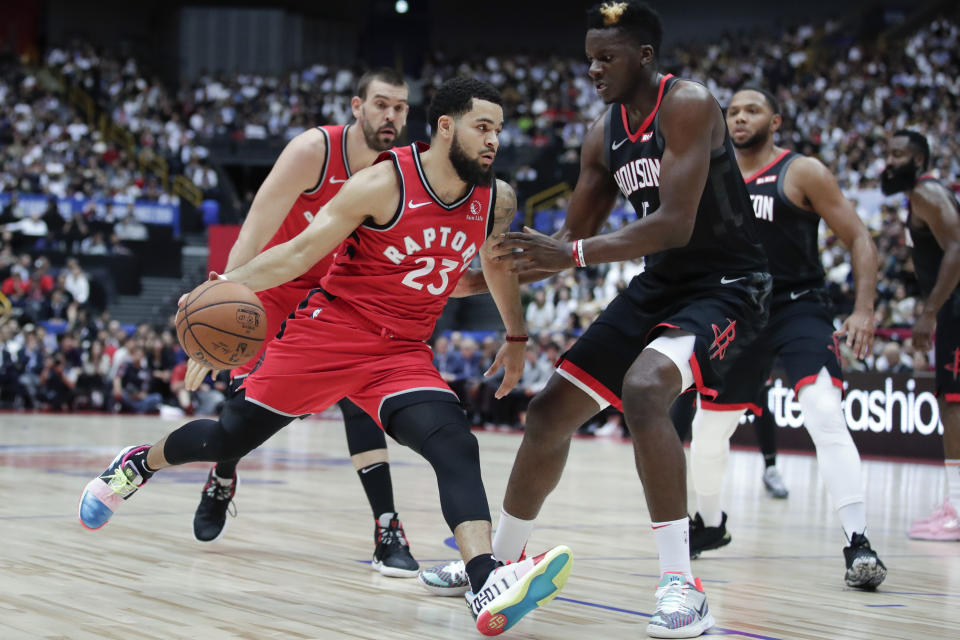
[183,69,420,577]
[428,3,771,636]
[79,77,572,636]
[882,130,960,541]
[684,88,886,588]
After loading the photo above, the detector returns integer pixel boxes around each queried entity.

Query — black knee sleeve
[388,400,490,530]
[163,390,295,465]
[339,398,387,456]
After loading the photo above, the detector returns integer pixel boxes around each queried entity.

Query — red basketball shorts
[231,281,316,378]
[239,290,457,427]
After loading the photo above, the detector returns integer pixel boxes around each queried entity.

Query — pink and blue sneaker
[78,445,153,530]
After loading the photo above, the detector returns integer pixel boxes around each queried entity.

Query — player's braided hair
[587,1,663,58]
[427,77,502,137]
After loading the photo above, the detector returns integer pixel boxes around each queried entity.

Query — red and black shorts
[556,271,771,411]
[240,288,458,427]
[706,289,843,415]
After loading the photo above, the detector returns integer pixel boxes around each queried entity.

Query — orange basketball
[175,280,266,370]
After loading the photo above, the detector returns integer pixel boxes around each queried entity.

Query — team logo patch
[945,348,960,381]
[756,175,777,185]
[709,319,737,360]
[641,132,653,142]
[466,199,484,221]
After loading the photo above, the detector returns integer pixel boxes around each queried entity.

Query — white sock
[946,460,960,506]
[697,493,723,528]
[651,517,692,578]
[837,502,867,541]
[492,508,535,562]
[377,512,397,528]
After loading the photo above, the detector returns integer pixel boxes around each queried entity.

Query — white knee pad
[798,368,863,508]
[689,407,744,496]
[645,330,695,392]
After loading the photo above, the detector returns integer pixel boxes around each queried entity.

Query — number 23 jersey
[321,142,495,341]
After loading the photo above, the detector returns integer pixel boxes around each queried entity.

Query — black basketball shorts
[707,290,844,415]
[935,290,960,403]
[556,271,771,410]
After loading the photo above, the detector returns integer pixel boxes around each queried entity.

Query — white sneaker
[762,466,789,499]
[418,559,470,596]
[465,545,572,636]
[646,573,715,638]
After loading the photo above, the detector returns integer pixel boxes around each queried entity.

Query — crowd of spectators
[1,11,957,425]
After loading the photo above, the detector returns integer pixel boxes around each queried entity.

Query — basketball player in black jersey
[471,3,771,636]
[683,88,886,588]
[883,130,960,542]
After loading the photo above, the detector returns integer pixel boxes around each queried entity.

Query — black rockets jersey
[603,74,766,283]
[743,149,825,293]
[908,175,960,298]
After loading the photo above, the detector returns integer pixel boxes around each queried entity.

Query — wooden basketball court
[1,412,958,639]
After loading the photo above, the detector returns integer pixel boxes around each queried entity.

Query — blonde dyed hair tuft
[599,2,628,26]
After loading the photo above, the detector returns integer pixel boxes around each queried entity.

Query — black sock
[763,454,777,469]
[214,459,239,479]
[466,553,499,593]
[357,462,395,519]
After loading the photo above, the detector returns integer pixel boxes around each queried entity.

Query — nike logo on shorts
[612,138,629,150]
[790,289,810,300]
[408,200,431,209]
[329,177,347,184]
[720,276,745,284]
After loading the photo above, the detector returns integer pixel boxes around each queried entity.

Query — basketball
[175,280,267,370]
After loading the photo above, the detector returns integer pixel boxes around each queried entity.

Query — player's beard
[359,115,397,152]
[880,161,918,195]
[731,127,770,150]
[449,133,494,186]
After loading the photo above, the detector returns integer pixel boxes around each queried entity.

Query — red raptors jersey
[322,142,495,341]
[260,124,355,283]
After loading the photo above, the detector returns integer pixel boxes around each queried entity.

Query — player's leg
[910,301,960,541]
[754,391,789,498]
[339,397,418,577]
[688,405,744,556]
[79,390,295,530]
[386,398,572,635]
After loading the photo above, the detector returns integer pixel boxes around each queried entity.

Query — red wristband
[505,335,529,343]
[572,239,586,268]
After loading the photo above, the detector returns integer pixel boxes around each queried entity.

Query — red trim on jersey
[620,74,674,143]
[943,393,960,403]
[689,354,718,399]
[556,359,623,411]
[744,149,791,184]
[793,374,843,395]
[699,399,763,416]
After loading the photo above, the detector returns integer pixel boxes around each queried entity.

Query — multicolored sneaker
[647,572,715,638]
[465,545,572,636]
[372,513,419,577]
[78,445,153,530]
[762,466,789,499]
[908,502,960,541]
[193,467,238,543]
[689,512,731,559]
[418,559,470,596]
[843,532,887,589]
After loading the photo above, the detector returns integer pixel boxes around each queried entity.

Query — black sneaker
[689,512,732,559]
[193,467,237,543]
[843,532,887,590]
[372,513,419,577]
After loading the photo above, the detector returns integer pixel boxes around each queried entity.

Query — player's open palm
[184,357,218,392]
[485,342,525,398]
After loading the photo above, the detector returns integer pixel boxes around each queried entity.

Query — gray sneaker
[418,559,470,596]
[763,466,789,499]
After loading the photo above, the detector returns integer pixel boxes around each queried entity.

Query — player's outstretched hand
[184,358,219,392]
[485,341,525,399]
[836,308,874,360]
[493,227,575,274]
